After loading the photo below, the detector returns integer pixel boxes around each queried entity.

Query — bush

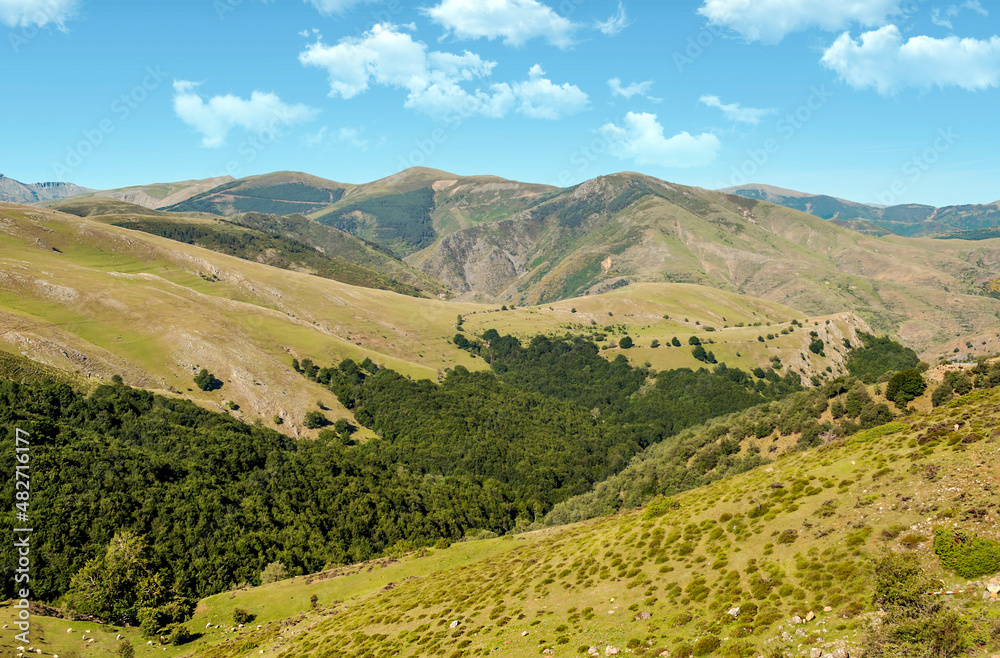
[934,529,1000,578]
[619,336,633,349]
[193,369,220,391]
[304,411,327,429]
[260,561,288,584]
[233,608,255,624]
[116,641,135,658]
[931,382,953,407]
[885,369,926,406]
[693,636,721,656]
[166,623,193,646]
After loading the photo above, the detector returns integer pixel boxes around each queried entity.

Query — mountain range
[722,183,1000,237]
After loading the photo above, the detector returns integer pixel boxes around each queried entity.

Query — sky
[1,0,999,207]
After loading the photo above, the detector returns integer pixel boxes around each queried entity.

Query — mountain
[0,173,93,203]
[309,167,557,256]
[723,183,1000,237]
[411,172,1000,357]
[2,200,844,434]
[165,171,352,216]
[50,175,235,210]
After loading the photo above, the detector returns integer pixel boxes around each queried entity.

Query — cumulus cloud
[511,65,589,119]
[0,0,78,29]
[699,95,776,124]
[931,0,988,29]
[608,77,658,101]
[820,25,1000,94]
[172,81,318,148]
[299,24,588,120]
[697,0,904,44]
[600,112,721,168]
[424,0,577,48]
[595,1,631,37]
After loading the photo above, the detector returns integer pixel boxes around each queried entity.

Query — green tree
[671,337,681,347]
[304,411,327,429]
[260,561,288,584]
[619,336,633,349]
[931,381,953,407]
[650,339,660,348]
[116,640,136,658]
[688,336,701,346]
[885,369,926,407]
[64,531,169,625]
[193,369,218,391]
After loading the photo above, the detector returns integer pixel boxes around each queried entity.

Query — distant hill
[165,171,351,216]
[308,167,557,257]
[722,183,1000,237]
[50,175,235,210]
[409,172,1000,355]
[0,173,93,203]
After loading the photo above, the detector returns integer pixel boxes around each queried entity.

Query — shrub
[194,369,220,391]
[260,561,288,584]
[166,624,193,645]
[934,529,1000,578]
[885,370,926,407]
[304,411,327,429]
[619,336,634,349]
[693,635,721,656]
[116,641,135,658]
[233,608,256,624]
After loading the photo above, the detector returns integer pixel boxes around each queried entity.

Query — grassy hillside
[166,172,350,216]
[46,175,235,210]
[27,385,989,658]
[411,173,1000,356]
[0,202,488,434]
[309,168,557,256]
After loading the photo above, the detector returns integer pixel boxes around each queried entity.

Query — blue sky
[2,0,999,206]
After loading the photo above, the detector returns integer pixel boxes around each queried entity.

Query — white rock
[727,607,740,616]
[449,620,460,629]
[606,646,621,656]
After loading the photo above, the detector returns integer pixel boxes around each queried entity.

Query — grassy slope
[461,283,869,378]
[166,172,352,216]
[44,175,235,210]
[412,174,1000,356]
[19,386,985,657]
[3,203,863,432]
[0,203,487,435]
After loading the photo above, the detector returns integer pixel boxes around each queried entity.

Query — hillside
[1,202,851,436]
[310,167,557,256]
[49,175,234,210]
[411,173,1000,356]
[165,171,351,216]
[0,173,93,204]
[724,184,1000,237]
[9,384,997,657]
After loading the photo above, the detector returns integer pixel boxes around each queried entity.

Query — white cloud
[172,80,318,148]
[299,24,588,120]
[600,112,721,168]
[510,64,589,119]
[608,77,659,102]
[931,0,988,29]
[595,1,631,37]
[424,0,577,48]
[699,95,775,124]
[303,0,372,16]
[821,25,1000,94]
[0,0,78,29]
[697,0,904,44]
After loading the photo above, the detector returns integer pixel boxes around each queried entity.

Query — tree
[260,561,288,584]
[619,336,633,349]
[808,338,825,356]
[885,369,926,407]
[688,336,701,346]
[671,337,681,347]
[931,381,953,407]
[304,411,327,429]
[650,339,660,349]
[692,345,708,362]
[116,641,136,658]
[64,531,169,625]
[193,369,219,391]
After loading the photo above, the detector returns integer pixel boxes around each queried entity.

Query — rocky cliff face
[0,174,93,204]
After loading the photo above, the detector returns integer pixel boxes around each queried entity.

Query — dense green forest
[0,380,519,604]
[316,188,437,255]
[166,182,345,215]
[845,333,920,382]
[112,219,423,297]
